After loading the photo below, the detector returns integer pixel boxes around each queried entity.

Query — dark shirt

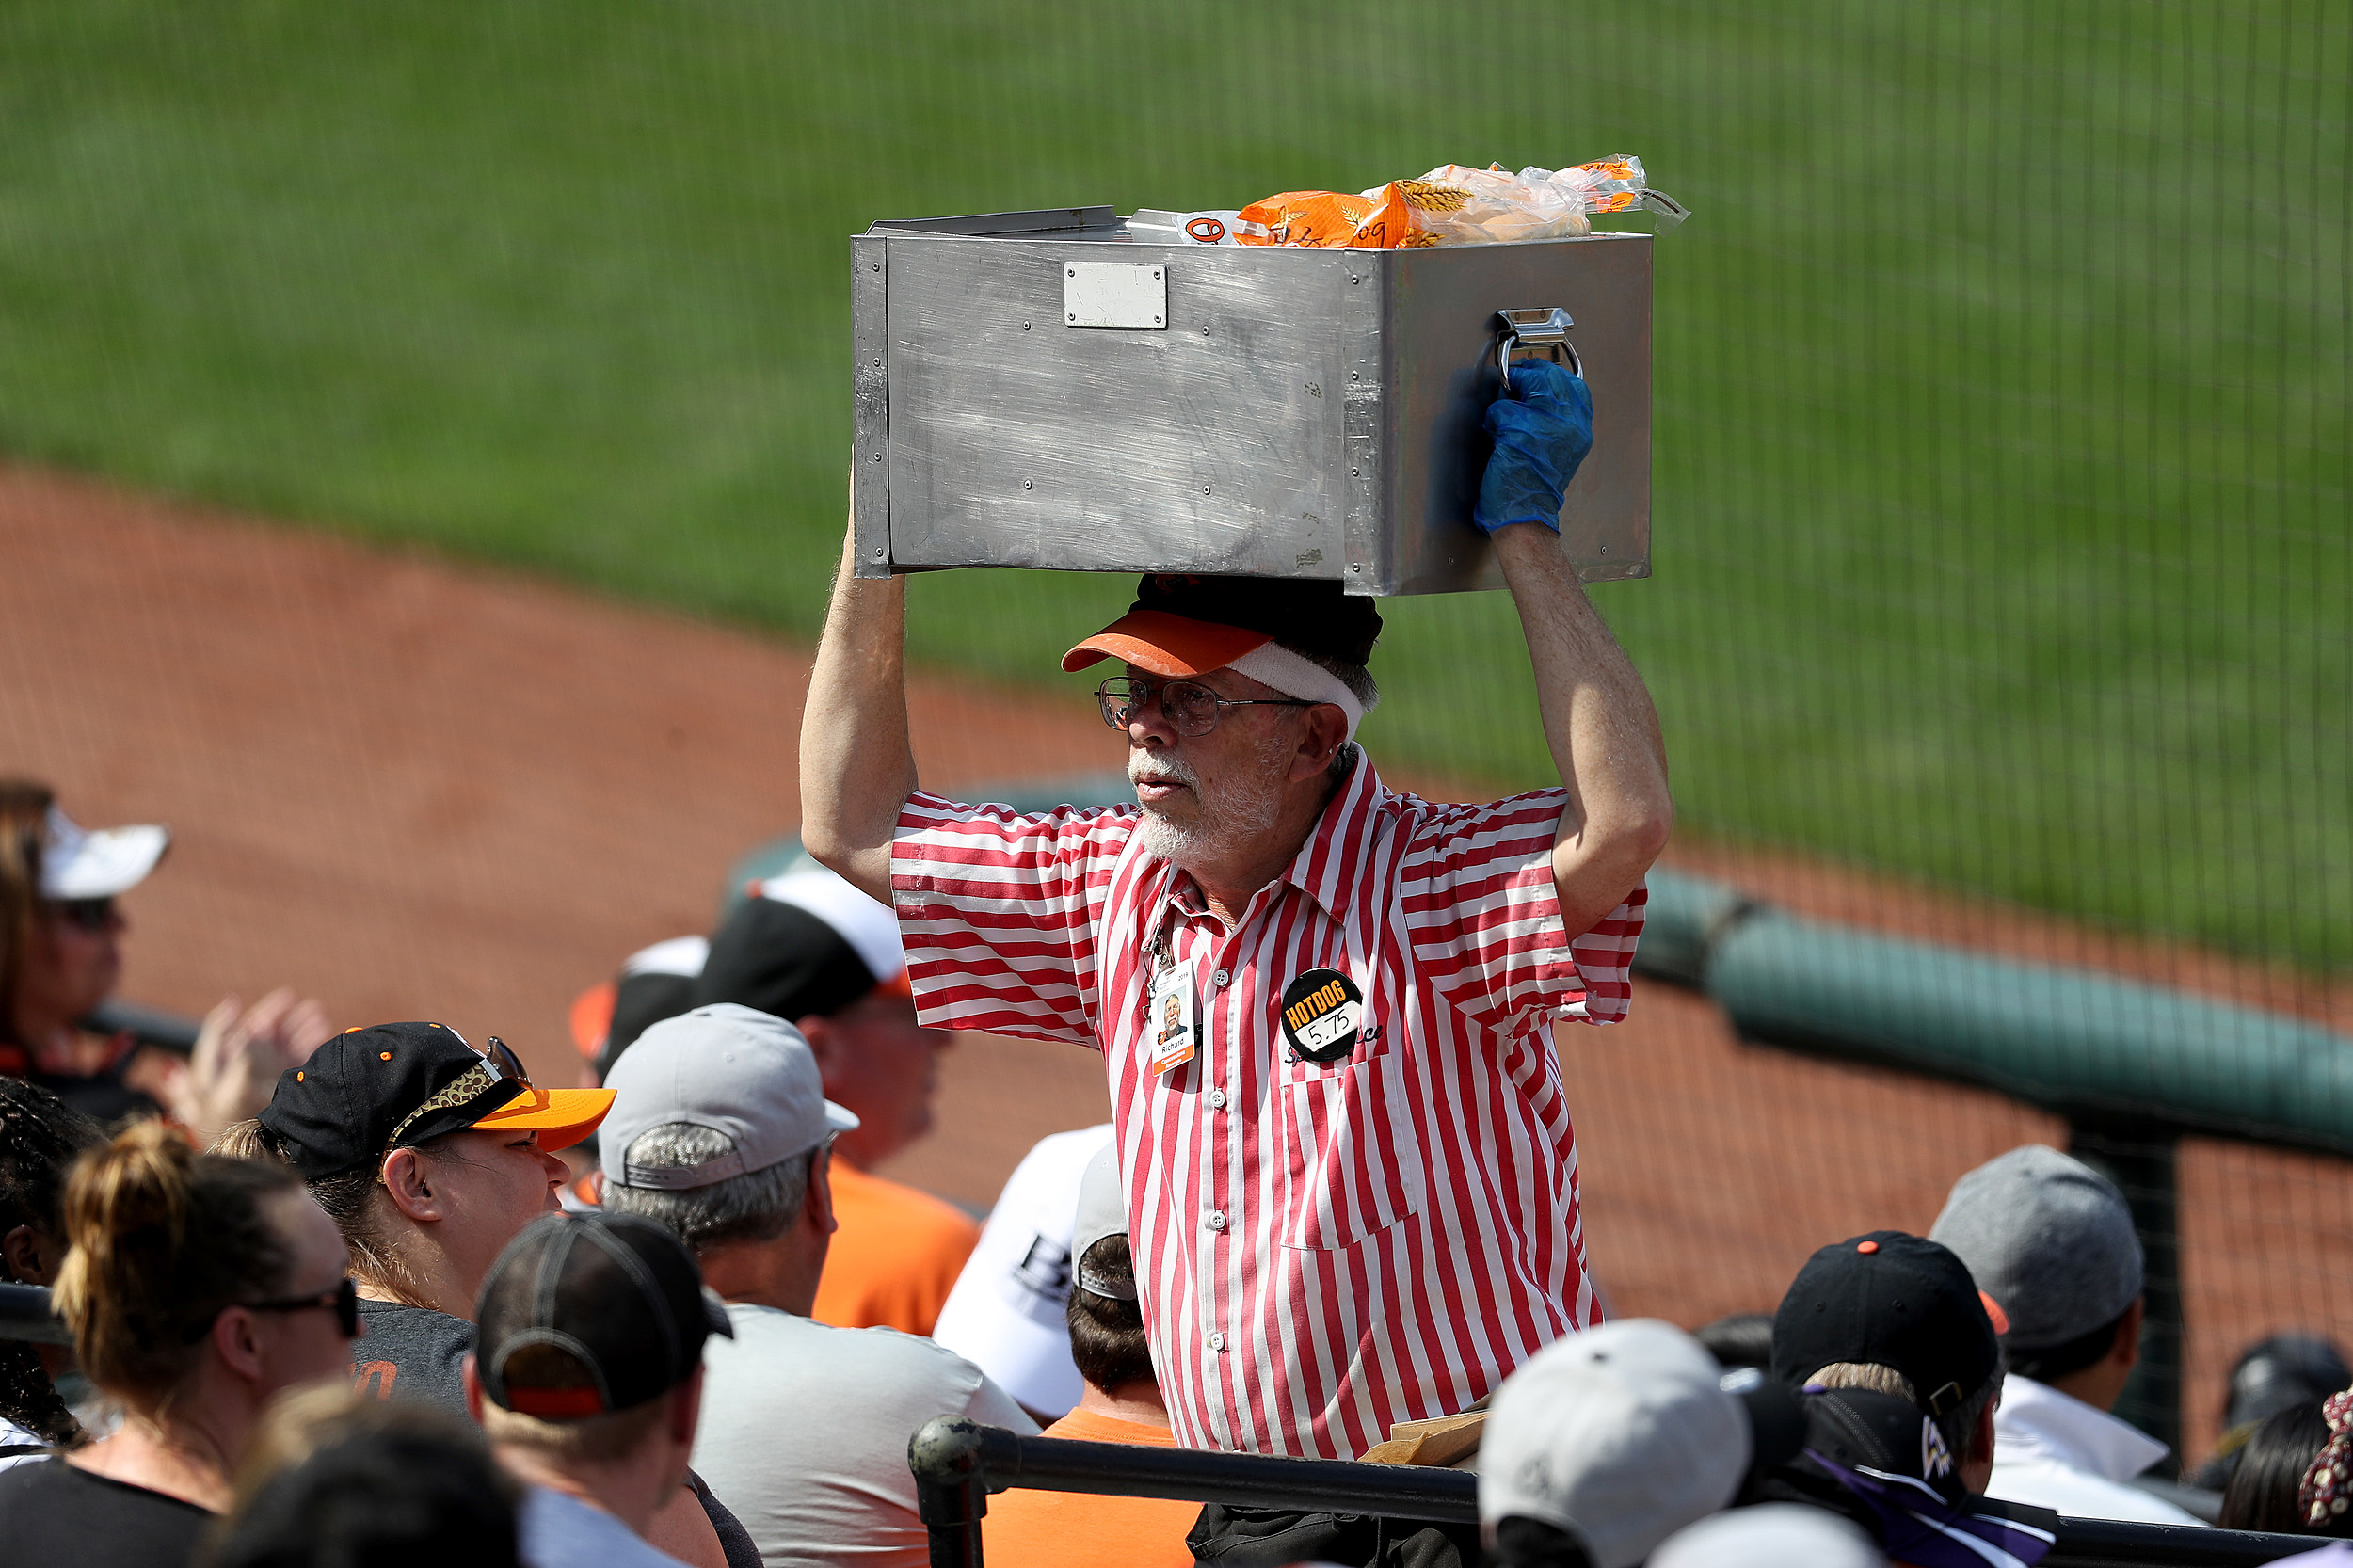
[0,1458,210,1568]
[353,1299,475,1413]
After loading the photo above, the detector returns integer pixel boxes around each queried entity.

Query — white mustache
[1129,755,1199,791]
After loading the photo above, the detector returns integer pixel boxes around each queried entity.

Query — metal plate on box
[1064,261,1168,329]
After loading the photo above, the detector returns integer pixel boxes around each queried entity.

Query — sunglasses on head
[376,1034,536,1166]
[239,1275,361,1338]
[47,897,115,934]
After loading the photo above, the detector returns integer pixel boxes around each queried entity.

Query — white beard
[1129,734,1291,870]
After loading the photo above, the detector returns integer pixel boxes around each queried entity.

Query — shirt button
[1207,1087,1228,1110]
[1206,1209,1227,1231]
[1212,968,1230,988]
[1208,1331,1227,1352]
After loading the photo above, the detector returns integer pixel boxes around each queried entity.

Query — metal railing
[906,1418,2329,1568]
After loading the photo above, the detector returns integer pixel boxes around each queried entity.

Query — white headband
[1227,643,1368,741]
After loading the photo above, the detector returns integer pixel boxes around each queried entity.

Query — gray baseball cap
[1929,1144,2142,1349]
[1070,1144,1133,1302]
[600,1003,858,1191]
[1479,1320,1749,1568]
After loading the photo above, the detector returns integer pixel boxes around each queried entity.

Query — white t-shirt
[519,1484,692,1568]
[690,1302,1039,1568]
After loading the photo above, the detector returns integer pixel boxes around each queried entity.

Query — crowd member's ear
[460,1353,487,1421]
[797,1013,842,1077]
[211,1304,268,1384]
[804,1146,838,1239]
[1,1224,56,1287]
[668,1365,705,1448]
[1284,705,1350,784]
[379,1146,449,1224]
[2109,1297,2146,1371]
[1972,1395,1999,1464]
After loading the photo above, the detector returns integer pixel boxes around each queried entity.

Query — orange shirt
[810,1161,981,1336]
[980,1407,1198,1568]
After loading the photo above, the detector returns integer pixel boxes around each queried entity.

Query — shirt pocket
[1276,1050,1427,1252]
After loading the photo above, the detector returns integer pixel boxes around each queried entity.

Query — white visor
[41,806,169,900]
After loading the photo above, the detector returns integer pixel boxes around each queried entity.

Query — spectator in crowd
[932,1123,1113,1422]
[600,866,974,1336]
[0,1121,357,1568]
[1478,1319,1750,1568]
[466,1212,731,1568]
[981,1144,1193,1568]
[1929,1144,2202,1525]
[802,373,1671,1459]
[1648,1503,1884,1568]
[0,1076,103,1462]
[1,779,330,1140]
[216,1027,746,1567]
[1759,1232,2059,1568]
[600,1003,1036,1568]
[2195,1334,2353,1492]
[205,1384,520,1568]
[2219,1400,2332,1533]
[218,1022,610,1408]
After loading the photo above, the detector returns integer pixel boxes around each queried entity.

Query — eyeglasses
[241,1276,361,1338]
[1096,678,1316,739]
[46,898,115,934]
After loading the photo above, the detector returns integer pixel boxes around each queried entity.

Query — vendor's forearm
[1490,522,1673,931]
[799,514,917,904]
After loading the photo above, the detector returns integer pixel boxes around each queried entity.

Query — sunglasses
[46,897,116,934]
[241,1275,361,1338]
[377,1035,536,1162]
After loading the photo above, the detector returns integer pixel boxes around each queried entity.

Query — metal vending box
[851,207,1650,596]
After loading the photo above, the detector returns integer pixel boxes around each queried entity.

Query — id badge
[1147,957,1199,1076]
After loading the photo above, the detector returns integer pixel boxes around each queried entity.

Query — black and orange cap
[259,1021,613,1180]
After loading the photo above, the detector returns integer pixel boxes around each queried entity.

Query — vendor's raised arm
[801,504,918,906]
[1478,358,1674,936]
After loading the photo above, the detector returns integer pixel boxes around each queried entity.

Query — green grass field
[1,1,2345,969]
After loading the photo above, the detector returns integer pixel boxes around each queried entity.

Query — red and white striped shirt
[890,756,1644,1458]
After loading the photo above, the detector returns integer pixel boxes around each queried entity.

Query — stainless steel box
[852,207,1650,596]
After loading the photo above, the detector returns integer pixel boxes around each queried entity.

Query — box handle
[1495,307,1581,391]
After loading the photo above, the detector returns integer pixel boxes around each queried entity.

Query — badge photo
[1280,968,1363,1064]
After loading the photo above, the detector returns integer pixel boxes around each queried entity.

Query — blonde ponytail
[55,1122,302,1401]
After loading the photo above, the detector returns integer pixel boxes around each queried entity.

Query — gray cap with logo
[600,1002,859,1191]
[1929,1143,2143,1350]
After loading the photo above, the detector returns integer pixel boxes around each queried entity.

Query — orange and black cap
[1062,574,1382,677]
[1769,1229,2002,1416]
[258,1021,613,1181]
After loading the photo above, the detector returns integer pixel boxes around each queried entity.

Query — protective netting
[1,0,2346,1465]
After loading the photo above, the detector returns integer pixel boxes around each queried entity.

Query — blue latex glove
[1472,357,1593,534]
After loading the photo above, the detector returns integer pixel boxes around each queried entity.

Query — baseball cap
[1770,1231,2003,1416]
[931,1124,1112,1418]
[1061,574,1383,678]
[1648,1504,1881,1568]
[584,934,711,1078]
[475,1212,732,1418]
[1070,1143,1132,1302]
[1928,1144,2143,1351]
[599,1004,858,1192]
[260,1022,615,1181]
[1479,1320,1751,1568]
[40,804,169,900]
[691,866,909,1027]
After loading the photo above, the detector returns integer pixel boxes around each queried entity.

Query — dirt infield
[6,463,2347,1458]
